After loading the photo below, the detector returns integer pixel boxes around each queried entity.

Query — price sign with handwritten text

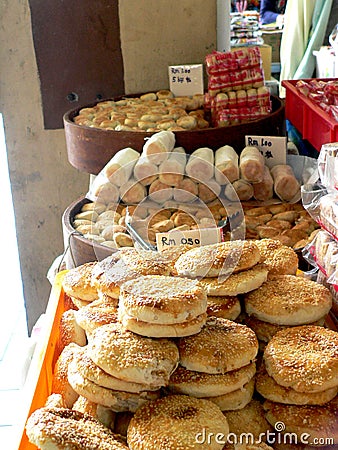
[168,64,204,97]
[245,135,287,168]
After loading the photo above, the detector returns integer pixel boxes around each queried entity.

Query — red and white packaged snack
[203,92,213,110]
[215,109,230,127]
[324,80,338,98]
[247,88,258,107]
[331,105,338,121]
[227,91,237,107]
[236,89,247,107]
[205,50,238,74]
[238,107,252,121]
[214,92,229,109]
[295,78,338,118]
[296,80,312,96]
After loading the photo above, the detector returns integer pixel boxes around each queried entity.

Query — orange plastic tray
[16,271,69,450]
[16,270,337,449]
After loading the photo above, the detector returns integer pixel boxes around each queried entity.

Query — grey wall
[0,0,216,332]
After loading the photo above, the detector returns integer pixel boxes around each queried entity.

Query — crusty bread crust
[62,262,98,301]
[264,325,338,393]
[87,322,179,386]
[118,307,207,338]
[168,362,256,397]
[178,317,258,374]
[203,377,255,411]
[127,394,229,450]
[119,275,207,324]
[199,264,268,296]
[175,240,261,278]
[256,364,338,405]
[244,275,332,325]
[263,397,338,444]
[26,407,129,449]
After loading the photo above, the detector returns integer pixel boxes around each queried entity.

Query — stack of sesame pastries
[118,275,208,337]
[258,325,338,446]
[66,322,179,413]
[243,275,332,347]
[174,240,269,321]
[62,261,99,309]
[168,317,259,412]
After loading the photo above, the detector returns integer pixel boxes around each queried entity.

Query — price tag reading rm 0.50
[156,227,222,252]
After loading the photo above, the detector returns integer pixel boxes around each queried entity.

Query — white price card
[245,135,287,169]
[156,227,222,252]
[168,64,204,97]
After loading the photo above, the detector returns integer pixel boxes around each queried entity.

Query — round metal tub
[63,95,285,175]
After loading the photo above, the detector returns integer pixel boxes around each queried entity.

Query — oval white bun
[178,317,259,374]
[244,275,332,326]
[87,322,179,386]
[174,240,261,278]
[26,407,129,449]
[119,275,207,324]
[264,325,338,393]
[127,394,230,450]
[168,362,256,398]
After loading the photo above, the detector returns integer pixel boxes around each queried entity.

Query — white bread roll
[185,147,214,182]
[159,146,186,186]
[271,164,301,202]
[253,165,274,201]
[133,153,158,186]
[215,145,239,184]
[239,146,265,183]
[104,147,140,186]
[143,130,175,164]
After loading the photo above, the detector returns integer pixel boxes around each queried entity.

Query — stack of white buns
[258,325,338,446]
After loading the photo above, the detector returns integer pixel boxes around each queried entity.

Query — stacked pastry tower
[222,239,328,352]
[27,240,284,449]
[257,325,338,447]
[26,235,338,448]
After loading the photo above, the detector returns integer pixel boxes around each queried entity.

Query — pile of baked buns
[25,239,337,449]
[74,90,208,132]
